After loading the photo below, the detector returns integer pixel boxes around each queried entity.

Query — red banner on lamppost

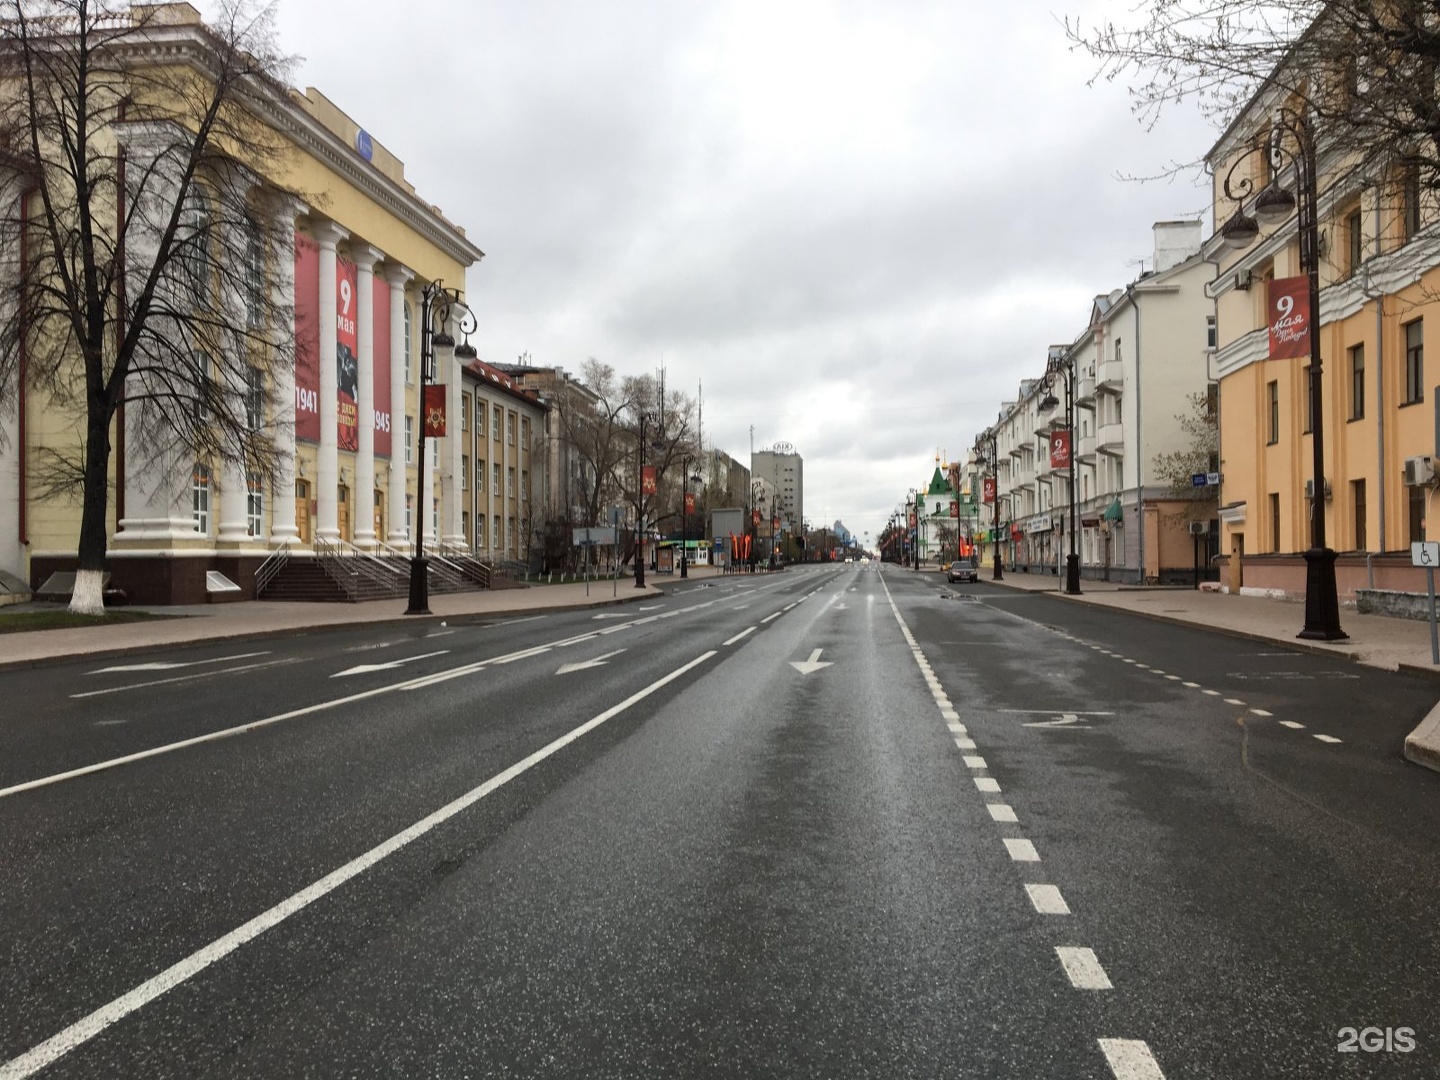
[1268,276,1310,359]
[641,466,657,495]
[422,384,446,437]
[908,511,917,528]
[982,478,996,504]
[950,500,959,518]
[684,491,695,514]
[1050,429,1071,470]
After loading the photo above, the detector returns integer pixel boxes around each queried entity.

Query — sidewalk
[980,568,1440,772]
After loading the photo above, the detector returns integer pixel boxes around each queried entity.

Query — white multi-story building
[980,221,1216,584]
[751,443,804,534]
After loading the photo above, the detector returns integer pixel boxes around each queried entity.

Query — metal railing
[254,541,294,594]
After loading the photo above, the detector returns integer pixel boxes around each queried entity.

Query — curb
[1403,702,1440,774]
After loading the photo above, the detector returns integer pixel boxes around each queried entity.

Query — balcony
[1076,431,1096,464]
[1097,358,1123,393]
[1097,421,1125,456]
[1076,372,1097,406]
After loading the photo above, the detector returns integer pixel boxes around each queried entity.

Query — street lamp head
[1038,392,1059,411]
[1253,181,1296,224]
[1219,208,1260,250]
[432,330,455,348]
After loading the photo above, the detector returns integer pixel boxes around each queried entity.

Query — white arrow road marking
[331,651,450,678]
[90,652,269,674]
[637,605,664,611]
[591,612,631,620]
[555,649,625,675]
[835,603,849,610]
[789,649,833,675]
[1023,713,1091,728]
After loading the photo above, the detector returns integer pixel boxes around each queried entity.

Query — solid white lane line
[1004,838,1040,862]
[975,777,1001,793]
[1280,720,1306,730]
[963,755,987,770]
[0,651,719,1080]
[987,804,1018,823]
[1098,1038,1167,1079]
[722,627,757,646]
[1314,734,1343,744]
[1056,947,1112,990]
[90,652,271,674]
[1025,884,1070,915]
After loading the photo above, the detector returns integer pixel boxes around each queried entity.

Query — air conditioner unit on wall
[1404,456,1435,486]
[1304,479,1333,500]
[1188,520,1207,535]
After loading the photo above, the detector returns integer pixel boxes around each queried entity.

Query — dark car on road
[946,557,979,583]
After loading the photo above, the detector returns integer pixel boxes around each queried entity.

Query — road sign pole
[1429,567,1438,666]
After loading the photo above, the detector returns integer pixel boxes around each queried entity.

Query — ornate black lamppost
[679,457,700,578]
[407,280,474,615]
[1219,108,1346,640]
[1040,355,1080,595]
[977,434,1003,580]
[633,413,663,589]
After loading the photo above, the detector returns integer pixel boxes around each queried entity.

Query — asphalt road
[2,564,1438,1078]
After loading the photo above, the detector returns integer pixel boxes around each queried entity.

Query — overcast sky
[263,0,1216,543]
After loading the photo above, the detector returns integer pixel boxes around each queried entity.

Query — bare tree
[0,0,299,613]
[1068,2,1440,197]
[1152,388,1221,524]
[620,371,699,560]
[564,358,634,533]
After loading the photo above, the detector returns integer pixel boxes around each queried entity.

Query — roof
[464,359,545,408]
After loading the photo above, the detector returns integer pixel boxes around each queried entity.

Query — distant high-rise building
[751,443,803,531]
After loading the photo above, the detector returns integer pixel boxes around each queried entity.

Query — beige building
[459,361,547,563]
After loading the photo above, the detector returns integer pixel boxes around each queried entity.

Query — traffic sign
[1412,541,1440,567]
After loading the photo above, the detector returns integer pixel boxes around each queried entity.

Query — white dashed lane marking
[1099,1039,1167,1079]
[1025,883,1071,915]
[1056,947,1112,990]
[1004,838,1040,862]
[987,803,1018,823]
[975,777,1001,793]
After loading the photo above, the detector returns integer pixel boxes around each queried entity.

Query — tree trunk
[69,412,113,616]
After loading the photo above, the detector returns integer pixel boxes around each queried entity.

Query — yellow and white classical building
[0,4,496,604]
[1208,73,1440,602]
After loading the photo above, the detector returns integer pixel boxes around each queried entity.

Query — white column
[270,206,301,546]
[312,220,348,542]
[217,462,249,543]
[351,244,383,548]
[0,179,22,578]
[385,265,413,549]
[442,320,466,547]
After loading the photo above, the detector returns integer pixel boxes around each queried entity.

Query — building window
[404,415,414,465]
[180,185,211,304]
[1206,314,1217,350]
[245,365,264,431]
[461,395,469,432]
[492,514,500,547]
[1410,486,1426,543]
[246,471,263,537]
[493,463,500,493]
[507,411,515,445]
[521,417,530,448]
[191,352,212,421]
[476,400,485,437]
[1352,479,1367,551]
[462,510,470,544]
[477,459,485,493]
[193,463,211,535]
[1404,166,1422,242]
[244,217,264,328]
[1346,206,1363,276]
[478,513,486,547]
[403,302,413,384]
[1269,492,1281,553]
[432,499,439,540]
[493,406,501,437]
[1267,380,1279,444]
[509,517,517,550]
[1405,319,1424,404]
[1349,344,1365,420]
[461,455,469,489]
[521,469,528,503]
[507,466,515,496]
[405,494,412,541]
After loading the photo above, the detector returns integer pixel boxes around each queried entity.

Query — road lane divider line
[1003,838,1039,862]
[1056,947,1112,990]
[723,627,756,646]
[987,804,1018,823]
[1097,1039,1167,1080]
[0,650,719,1080]
[761,612,783,623]
[1025,884,1070,915]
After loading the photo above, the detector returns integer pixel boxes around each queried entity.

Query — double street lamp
[634,413,664,589]
[977,434,1003,580]
[1219,107,1346,640]
[679,457,700,578]
[406,280,475,616]
[1040,354,1080,595]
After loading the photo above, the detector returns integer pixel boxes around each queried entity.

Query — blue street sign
[1191,473,1208,487]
